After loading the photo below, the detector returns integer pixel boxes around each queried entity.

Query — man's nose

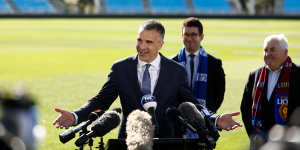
[139,42,146,49]
[185,36,192,41]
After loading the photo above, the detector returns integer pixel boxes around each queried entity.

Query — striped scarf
[252,56,292,140]
[178,46,208,106]
[178,46,208,138]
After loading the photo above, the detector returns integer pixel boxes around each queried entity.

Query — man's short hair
[139,20,165,41]
[264,34,288,51]
[183,17,203,35]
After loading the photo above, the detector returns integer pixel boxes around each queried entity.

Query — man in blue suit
[53,20,241,139]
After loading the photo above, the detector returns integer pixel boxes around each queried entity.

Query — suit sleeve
[240,72,256,137]
[213,59,225,112]
[73,64,119,124]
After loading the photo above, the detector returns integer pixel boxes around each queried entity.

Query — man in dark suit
[240,34,300,149]
[173,17,225,113]
[53,20,241,139]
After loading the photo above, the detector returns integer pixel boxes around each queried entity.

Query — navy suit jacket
[73,53,201,139]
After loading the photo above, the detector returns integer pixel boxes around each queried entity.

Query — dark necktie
[141,64,151,94]
[189,54,195,88]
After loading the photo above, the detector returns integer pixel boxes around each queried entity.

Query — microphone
[141,94,159,136]
[178,102,216,149]
[166,107,197,133]
[59,110,105,144]
[195,104,220,141]
[126,109,154,150]
[75,109,121,147]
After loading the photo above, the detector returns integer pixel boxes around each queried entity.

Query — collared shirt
[137,54,161,94]
[185,48,200,88]
[266,66,283,101]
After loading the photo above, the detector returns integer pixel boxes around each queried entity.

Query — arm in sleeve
[213,59,225,112]
[73,64,119,124]
[241,72,256,137]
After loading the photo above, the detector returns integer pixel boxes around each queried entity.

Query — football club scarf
[178,46,208,138]
[251,56,292,140]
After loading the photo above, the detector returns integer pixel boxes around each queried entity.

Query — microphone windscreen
[178,102,206,131]
[90,110,121,137]
[126,109,154,150]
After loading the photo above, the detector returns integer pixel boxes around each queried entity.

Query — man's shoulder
[292,62,300,75]
[292,62,300,70]
[248,66,264,77]
[170,54,179,62]
[112,55,136,67]
[207,53,222,63]
[161,54,185,71]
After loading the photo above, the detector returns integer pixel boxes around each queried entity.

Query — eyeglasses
[183,33,199,38]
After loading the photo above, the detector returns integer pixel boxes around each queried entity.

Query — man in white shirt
[53,19,241,139]
[241,34,300,149]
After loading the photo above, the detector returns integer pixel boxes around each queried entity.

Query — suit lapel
[130,55,144,98]
[153,54,167,96]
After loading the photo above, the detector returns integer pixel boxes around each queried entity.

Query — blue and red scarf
[252,56,292,140]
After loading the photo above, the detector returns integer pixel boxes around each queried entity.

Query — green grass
[0,18,300,150]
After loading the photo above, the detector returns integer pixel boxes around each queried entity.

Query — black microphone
[75,109,121,147]
[126,109,154,150]
[178,102,216,149]
[59,110,105,144]
[166,107,197,133]
[141,94,159,136]
[195,104,220,141]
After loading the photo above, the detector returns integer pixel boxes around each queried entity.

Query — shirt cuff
[215,114,220,127]
[214,114,223,131]
[72,112,78,126]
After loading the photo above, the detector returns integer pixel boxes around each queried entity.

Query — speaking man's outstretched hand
[53,108,75,129]
[217,112,242,131]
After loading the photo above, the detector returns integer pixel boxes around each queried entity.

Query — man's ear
[284,49,288,56]
[200,33,204,41]
[160,41,164,49]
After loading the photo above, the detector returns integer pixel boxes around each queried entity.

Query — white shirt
[266,66,282,101]
[137,54,161,94]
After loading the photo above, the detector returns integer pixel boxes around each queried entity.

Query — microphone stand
[96,137,104,150]
[196,133,215,150]
[77,126,95,150]
[88,138,94,150]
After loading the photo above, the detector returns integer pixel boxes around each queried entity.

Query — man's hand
[53,108,75,129]
[216,112,242,131]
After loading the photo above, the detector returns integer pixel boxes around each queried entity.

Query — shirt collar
[138,54,161,69]
[185,48,200,58]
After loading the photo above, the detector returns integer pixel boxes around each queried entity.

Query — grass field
[0,18,299,150]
